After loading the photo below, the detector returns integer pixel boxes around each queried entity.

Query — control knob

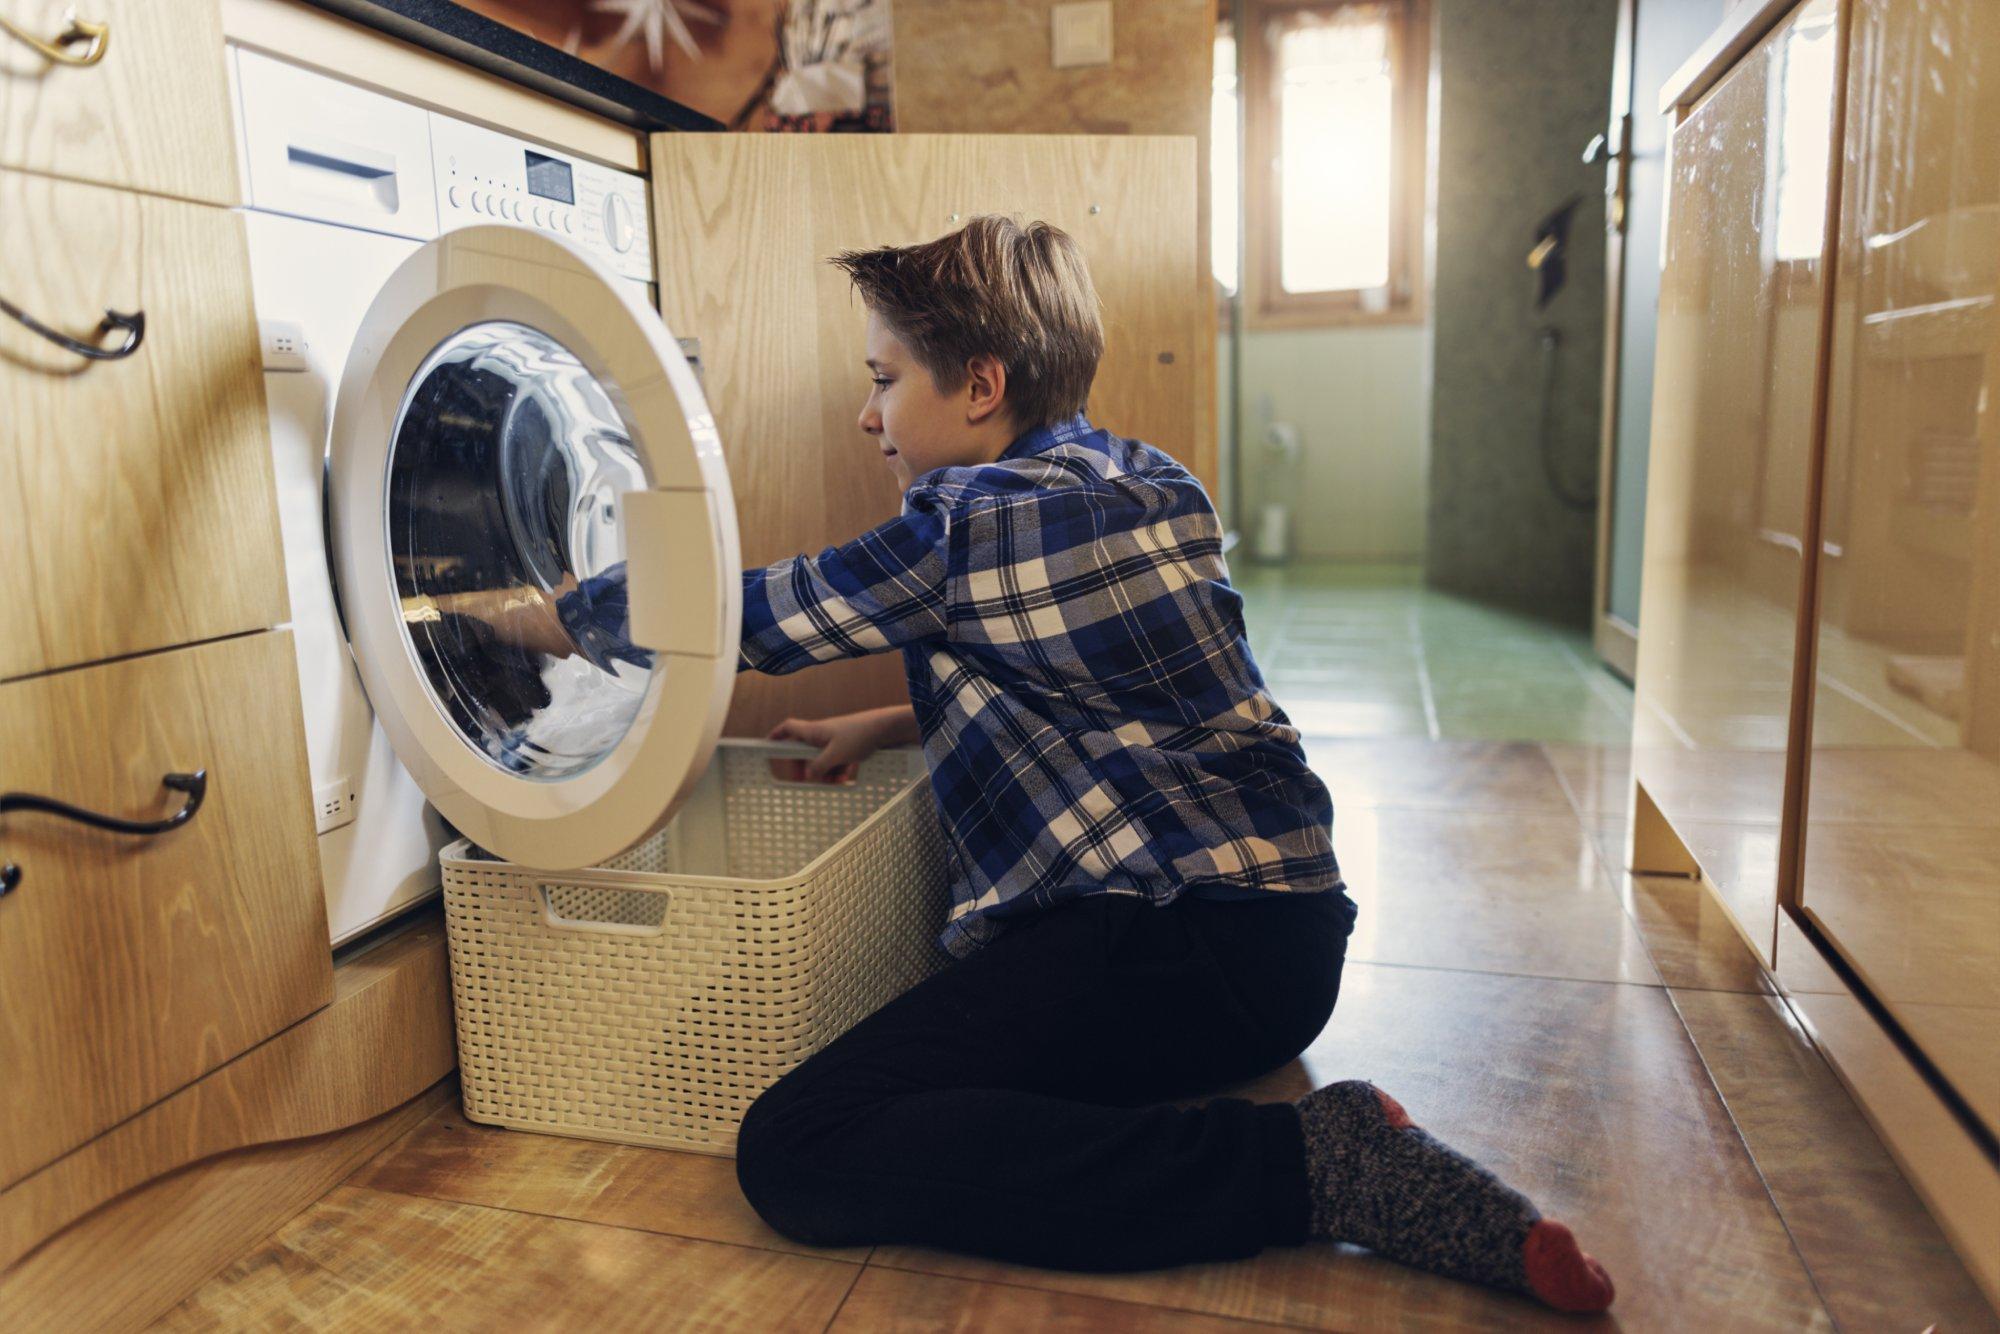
[603,192,635,254]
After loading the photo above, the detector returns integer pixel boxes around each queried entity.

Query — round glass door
[387,321,651,781]
[329,224,738,872]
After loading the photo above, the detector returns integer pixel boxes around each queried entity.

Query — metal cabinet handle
[0,770,207,897]
[0,9,109,66]
[0,295,144,361]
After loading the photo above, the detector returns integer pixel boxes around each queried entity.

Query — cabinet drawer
[0,631,331,1189]
[1630,0,1842,965]
[0,169,287,683]
[0,0,238,204]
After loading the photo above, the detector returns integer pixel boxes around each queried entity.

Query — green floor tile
[1239,561,1631,744]
[1283,700,1435,739]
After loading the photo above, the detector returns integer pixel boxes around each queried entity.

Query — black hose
[1536,326,1598,511]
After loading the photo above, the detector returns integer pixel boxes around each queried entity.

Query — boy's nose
[858,406,882,435]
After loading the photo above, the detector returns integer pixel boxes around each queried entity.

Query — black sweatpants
[734,889,1352,1271]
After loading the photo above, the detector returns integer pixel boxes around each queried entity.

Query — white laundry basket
[439,740,951,1155]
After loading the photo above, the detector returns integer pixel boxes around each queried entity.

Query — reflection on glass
[1272,4,1393,294]
[1801,0,2000,1133]
[1631,0,1840,964]
[1769,6,1837,263]
[387,320,652,781]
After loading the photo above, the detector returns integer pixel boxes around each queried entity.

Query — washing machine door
[328,225,739,870]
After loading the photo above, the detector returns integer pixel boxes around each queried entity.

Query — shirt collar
[1000,413,1093,462]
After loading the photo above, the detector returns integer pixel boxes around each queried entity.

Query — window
[1212,24,1241,292]
[1242,0,1429,326]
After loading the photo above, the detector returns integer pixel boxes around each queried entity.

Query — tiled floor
[1238,563,1637,746]
[156,568,1998,1331]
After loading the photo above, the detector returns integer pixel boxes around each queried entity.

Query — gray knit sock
[1295,1080,1614,1312]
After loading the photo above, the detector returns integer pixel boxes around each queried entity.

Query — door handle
[0,8,109,66]
[0,294,144,361]
[1582,133,1625,166]
[1,770,208,897]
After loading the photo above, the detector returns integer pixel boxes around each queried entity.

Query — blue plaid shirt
[739,415,1345,957]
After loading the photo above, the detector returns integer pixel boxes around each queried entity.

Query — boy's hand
[766,714,874,784]
[767,706,918,784]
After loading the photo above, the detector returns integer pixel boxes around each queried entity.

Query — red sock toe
[1372,1087,1415,1129]
[1523,1219,1615,1314]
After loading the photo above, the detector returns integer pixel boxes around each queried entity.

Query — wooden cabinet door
[0,0,239,205]
[648,134,1201,737]
[0,170,289,683]
[1629,0,1842,964]
[0,632,331,1188]
[1795,0,2000,1137]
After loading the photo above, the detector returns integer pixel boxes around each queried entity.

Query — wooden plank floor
[152,737,1998,1330]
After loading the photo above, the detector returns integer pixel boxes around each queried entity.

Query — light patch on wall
[1051,1,1113,69]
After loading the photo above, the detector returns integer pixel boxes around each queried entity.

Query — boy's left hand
[766,714,870,784]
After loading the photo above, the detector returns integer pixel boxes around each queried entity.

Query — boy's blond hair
[832,216,1104,431]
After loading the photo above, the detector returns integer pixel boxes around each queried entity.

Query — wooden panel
[0,0,239,204]
[0,914,450,1273]
[0,632,330,1189]
[1796,0,2000,1138]
[219,0,643,173]
[889,0,1216,494]
[1629,0,1842,966]
[346,1101,864,1260]
[1788,989,2000,1309]
[830,1267,1279,1333]
[0,170,289,683]
[0,1085,453,1334]
[649,133,1201,736]
[156,1185,860,1331]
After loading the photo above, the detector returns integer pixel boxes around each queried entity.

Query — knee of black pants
[1279,950,1345,1063]
[734,1067,865,1248]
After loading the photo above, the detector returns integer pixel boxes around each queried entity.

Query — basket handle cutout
[539,883,671,937]
[750,738,915,788]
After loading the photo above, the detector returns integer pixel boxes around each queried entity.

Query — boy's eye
[871,377,892,387]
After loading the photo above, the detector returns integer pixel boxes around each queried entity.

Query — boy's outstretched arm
[739,495,953,676]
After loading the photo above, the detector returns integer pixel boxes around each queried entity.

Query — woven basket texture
[440,742,950,1155]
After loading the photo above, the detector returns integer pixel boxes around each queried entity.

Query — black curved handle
[1,770,205,834]
[0,771,207,897]
[0,295,144,361]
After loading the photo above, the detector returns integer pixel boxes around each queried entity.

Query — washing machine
[231,48,738,944]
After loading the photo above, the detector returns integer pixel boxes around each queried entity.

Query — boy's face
[858,311,1008,491]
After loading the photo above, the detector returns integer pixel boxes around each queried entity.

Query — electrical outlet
[260,319,310,372]
[1051,1,1113,69]
[313,779,356,834]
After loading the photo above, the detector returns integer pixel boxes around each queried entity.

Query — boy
[731,217,1612,1312]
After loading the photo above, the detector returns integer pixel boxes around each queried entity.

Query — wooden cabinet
[1630,0,1842,964]
[0,0,240,205]
[1639,0,2000,1298]
[0,169,289,684]
[649,133,1202,737]
[0,632,331,1189]
[1796,0,2000,1135]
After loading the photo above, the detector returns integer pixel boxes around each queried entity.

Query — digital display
[524,150,574,205]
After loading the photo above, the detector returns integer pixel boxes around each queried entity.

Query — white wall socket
[1051,1,1113,69]
[313,779,356,834]
[259,319,310,372]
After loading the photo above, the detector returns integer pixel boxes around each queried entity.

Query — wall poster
[457,0,895,130]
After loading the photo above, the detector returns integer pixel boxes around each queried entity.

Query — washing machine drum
[328,226,740,871]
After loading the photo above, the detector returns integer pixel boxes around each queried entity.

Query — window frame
[1241,0,1431,329]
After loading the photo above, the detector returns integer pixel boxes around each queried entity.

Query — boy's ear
[962,353,1008,426]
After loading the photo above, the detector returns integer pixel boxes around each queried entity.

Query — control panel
[428,114,653,285]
